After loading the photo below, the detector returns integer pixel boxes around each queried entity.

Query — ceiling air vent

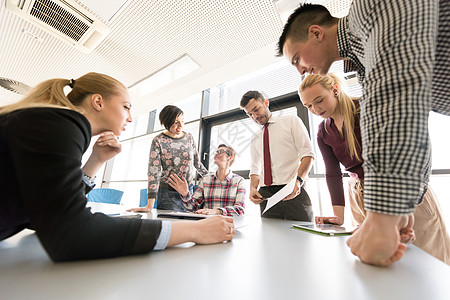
[0,77,32,95]
[6,0,110,53]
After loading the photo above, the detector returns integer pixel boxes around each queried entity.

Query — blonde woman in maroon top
[299,73,450,264]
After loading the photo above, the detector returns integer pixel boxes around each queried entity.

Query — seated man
[169,144,246,216]
[241,90,315,221]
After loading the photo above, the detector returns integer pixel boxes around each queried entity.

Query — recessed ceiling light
[129,54,200,97]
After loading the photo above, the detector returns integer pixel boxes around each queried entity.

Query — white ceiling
[0,0,351,116]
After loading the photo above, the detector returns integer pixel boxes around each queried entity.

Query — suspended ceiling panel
[0,0,352,114]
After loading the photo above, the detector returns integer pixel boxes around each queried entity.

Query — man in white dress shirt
[241,90,315,221]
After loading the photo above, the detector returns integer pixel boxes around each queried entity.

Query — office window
[119,111,150,140]
[429,175,450,228]
[207,59,302,116]
[110,134,154,181]
[429,112,450,169]
[428,113,450,227]
[209,107,298,171]
[241,178,259,216]
[209,117,257,172]
[106,133,153,207]
[184,121,201,149]
[309,113,326,175]
[153,93,202,132]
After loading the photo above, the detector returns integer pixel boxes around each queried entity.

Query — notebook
[291,222,356,236]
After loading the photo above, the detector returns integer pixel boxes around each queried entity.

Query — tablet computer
[292,222,356,236]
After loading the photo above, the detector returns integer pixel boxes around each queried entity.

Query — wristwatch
[296,176,304,184]
[82,173,96,188]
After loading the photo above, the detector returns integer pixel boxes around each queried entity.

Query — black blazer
[0,107,162,261]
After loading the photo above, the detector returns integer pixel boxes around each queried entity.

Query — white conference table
[1,205,449,300]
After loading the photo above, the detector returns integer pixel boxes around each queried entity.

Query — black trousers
[259,185,313,222]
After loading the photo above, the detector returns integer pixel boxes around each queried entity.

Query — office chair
[139,184,196,209]
[140,188,157,208]
[87,188,124,205]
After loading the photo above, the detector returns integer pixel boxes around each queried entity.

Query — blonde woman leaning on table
[0,72,234,262]
[127,105,208,212]
[299,73,450,265]
[169,144,246,216]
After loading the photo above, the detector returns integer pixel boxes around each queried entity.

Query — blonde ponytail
[0,72,126,115]
[300,73,361,161]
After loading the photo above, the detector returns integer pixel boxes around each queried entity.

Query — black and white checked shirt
[337,0,449,215]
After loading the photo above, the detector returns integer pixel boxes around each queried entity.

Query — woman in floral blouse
[128,105,208,212]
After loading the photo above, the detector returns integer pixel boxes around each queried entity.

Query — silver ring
[229,227,233,234]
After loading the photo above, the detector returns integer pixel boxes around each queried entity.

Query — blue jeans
[156,183,194,212]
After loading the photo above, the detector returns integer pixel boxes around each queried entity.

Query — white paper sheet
[262,176,297,214]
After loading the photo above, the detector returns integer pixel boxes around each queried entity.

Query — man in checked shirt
[277,1,450,266]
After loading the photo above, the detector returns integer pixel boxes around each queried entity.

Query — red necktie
[263,123,273,186]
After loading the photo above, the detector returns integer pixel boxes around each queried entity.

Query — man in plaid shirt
[278,0,449,266]
[169,144,246,216]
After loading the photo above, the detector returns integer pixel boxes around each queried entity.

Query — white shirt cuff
[153,221,172,250]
